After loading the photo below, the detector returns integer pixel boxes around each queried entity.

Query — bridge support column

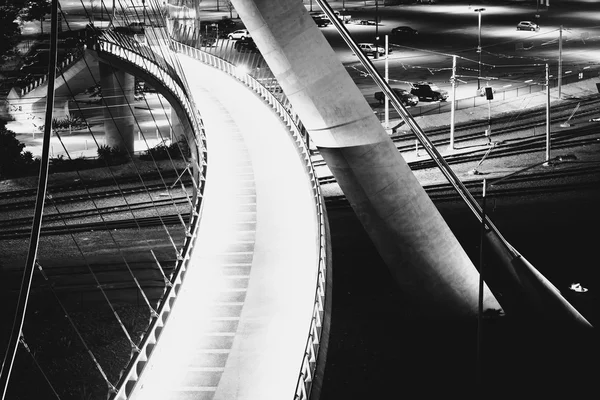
[170,107,184,143]
[99,61,135,153]
[231,0,500,316]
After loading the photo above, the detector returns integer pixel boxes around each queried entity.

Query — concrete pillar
[170,106,184,143]
[99,61,135,153]
[231,0,500,316]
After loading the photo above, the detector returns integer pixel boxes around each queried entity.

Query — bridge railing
[173,41,330,400]
[93,31,205,157]
[18,47,86,96]
[88,32,209,400]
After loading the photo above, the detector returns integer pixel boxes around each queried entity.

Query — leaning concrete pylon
[230,0,500,316]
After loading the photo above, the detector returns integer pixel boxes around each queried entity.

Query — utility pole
[558,25,563,99]
[546,63,551,163]
[374,0,379,60]
[384,35,389,129]
[449,55,456,150]
[475,8,485,91]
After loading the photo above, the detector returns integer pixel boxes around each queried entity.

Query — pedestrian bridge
[1,13,329,400]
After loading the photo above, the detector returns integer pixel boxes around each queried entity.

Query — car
[357,43,392,57]
[517,21,539,31]
[360,20,377,25]
[310,10,351,23]
[127,21,145,34]
[234,37,258,53]
[410,82,448,101]
[228,29,251,40]
[114,22,145,35]
[391,26,418,37]
[312,16,330,27]
[374,88,419,107]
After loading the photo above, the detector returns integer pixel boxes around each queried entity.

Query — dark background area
[320,187,599,398]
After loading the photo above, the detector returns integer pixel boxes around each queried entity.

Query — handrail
[172,41,329,400]
[19,47,85,96]
[92,34,205,153]
[89,34,209,400]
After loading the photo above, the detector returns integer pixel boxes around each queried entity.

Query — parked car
[228,29,251,40]
[517,21,540,31]
[357,43,392,57]
[127,21,146,34]
[203,19,237,37]
[310,10,351,23]
[391,26,418,37]
[114,22,145,35]
[410,82,448,101]
[374,88,419,107]
[234,37,258,53]
[312,16,331,27]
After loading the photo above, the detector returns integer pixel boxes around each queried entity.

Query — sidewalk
[403,76,600,132]
[313,75,600,197]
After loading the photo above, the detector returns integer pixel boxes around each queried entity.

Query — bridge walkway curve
[127,58,323,399]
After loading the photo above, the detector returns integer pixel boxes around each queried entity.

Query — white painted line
[203,332,236,336]
[175,386,218,392]
[186,367,226,372]
[220,263,252,267]
[196,349,231,354]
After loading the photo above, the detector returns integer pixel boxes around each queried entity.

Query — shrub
[0,121,39,179]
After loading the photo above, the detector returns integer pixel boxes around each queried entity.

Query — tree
[225,1,235,19]
[0,6,21,59]
[21,0,51,35]
[0,122,26,178]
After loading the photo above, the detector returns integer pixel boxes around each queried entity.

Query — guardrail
[88,33,209,400]
[19,48,85,96]
[92,31,205,155]
[173,41,330,400]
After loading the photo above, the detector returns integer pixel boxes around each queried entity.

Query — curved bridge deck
[128,59,322,399]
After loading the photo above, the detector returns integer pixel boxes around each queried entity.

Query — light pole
[374,0,379,59]
[475,8,485,91]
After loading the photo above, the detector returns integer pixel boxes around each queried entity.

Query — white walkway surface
[129,58,321,399]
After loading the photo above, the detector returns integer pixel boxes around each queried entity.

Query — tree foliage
[20,0,51,34]
[0,121,39,179]
[0,6,22,59]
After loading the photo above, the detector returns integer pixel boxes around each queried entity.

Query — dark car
[374,88,419,107]
[410,82,448,101]
[312,16,330,27]
[391,26,418,37]
[114,22,145,35]
[234,37,258,53]
[203,19,237,37]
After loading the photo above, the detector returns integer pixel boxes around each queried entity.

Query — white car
[357,43,390,57]
[228,29,251,40]
[517,21,540,31]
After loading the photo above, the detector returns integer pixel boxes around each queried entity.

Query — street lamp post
[374,0,379,60]
[475,8,485,91]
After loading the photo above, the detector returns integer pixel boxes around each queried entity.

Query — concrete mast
[229,0,500,317]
